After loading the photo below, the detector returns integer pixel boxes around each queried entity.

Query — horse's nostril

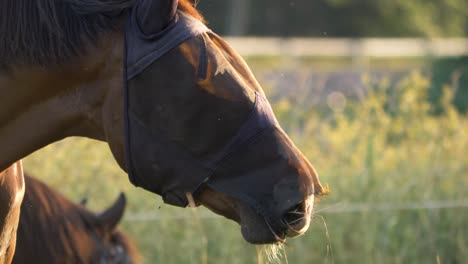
[283,201,310,237]
[283,202,306,225]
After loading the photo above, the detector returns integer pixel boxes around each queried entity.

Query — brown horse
[0,0,326,259]
[13,174,140,264]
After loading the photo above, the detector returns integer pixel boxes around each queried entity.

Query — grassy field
[23,64,467,263]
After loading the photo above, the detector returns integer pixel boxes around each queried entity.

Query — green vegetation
[430,56,468,113]
[198,0,468,37]
[24,70,467,263]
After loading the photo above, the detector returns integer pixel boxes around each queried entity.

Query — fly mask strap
[125,11,210,79]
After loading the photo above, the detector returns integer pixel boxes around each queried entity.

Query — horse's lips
[237,202,287,244]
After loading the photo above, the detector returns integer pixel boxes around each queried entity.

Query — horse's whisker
[264,217,285,244]
[312,202,344,214]
[286,211,305,215]
[287,217,305,225]
[283,218,303,234]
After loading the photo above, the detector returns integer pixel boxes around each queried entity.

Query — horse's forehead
[176,37,256,103]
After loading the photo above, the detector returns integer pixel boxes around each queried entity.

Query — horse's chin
[204,201,285,244]
[238,204,285,244]
[197,187,312,244]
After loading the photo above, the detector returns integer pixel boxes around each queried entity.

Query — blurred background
[25,1,467,263]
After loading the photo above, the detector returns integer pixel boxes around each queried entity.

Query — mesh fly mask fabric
[124,10,311,224]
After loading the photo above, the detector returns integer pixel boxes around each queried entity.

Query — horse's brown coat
[12,174,140,264]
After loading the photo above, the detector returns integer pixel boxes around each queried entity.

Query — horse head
[89,193,139,264]
[116,0,327,244]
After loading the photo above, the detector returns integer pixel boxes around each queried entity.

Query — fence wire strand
[123,199,468,222]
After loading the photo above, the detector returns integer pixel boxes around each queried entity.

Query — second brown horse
[13,174,140,264]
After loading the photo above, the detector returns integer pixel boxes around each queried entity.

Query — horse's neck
[1,75,71,170]
[0,39,124,171]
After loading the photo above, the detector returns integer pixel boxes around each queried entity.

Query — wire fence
[123,199,468,222]
[118,38,468,224]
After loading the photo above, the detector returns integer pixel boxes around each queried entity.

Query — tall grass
[23,71,467,263]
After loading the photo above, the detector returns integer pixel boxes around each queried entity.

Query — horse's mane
[0,0,204,69]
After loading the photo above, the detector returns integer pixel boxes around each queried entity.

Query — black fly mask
[124,0,317,226]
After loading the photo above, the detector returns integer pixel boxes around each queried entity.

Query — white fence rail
[223,37,468,58]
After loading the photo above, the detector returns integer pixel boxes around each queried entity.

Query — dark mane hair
[0,0,204,69]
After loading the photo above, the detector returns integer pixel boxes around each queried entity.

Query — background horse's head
[14,174,140,264]
[0,0,326,245]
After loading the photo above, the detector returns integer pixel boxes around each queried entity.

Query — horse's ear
[80,197,88,207]
[136,0,179,35]
[97,193,126,232]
